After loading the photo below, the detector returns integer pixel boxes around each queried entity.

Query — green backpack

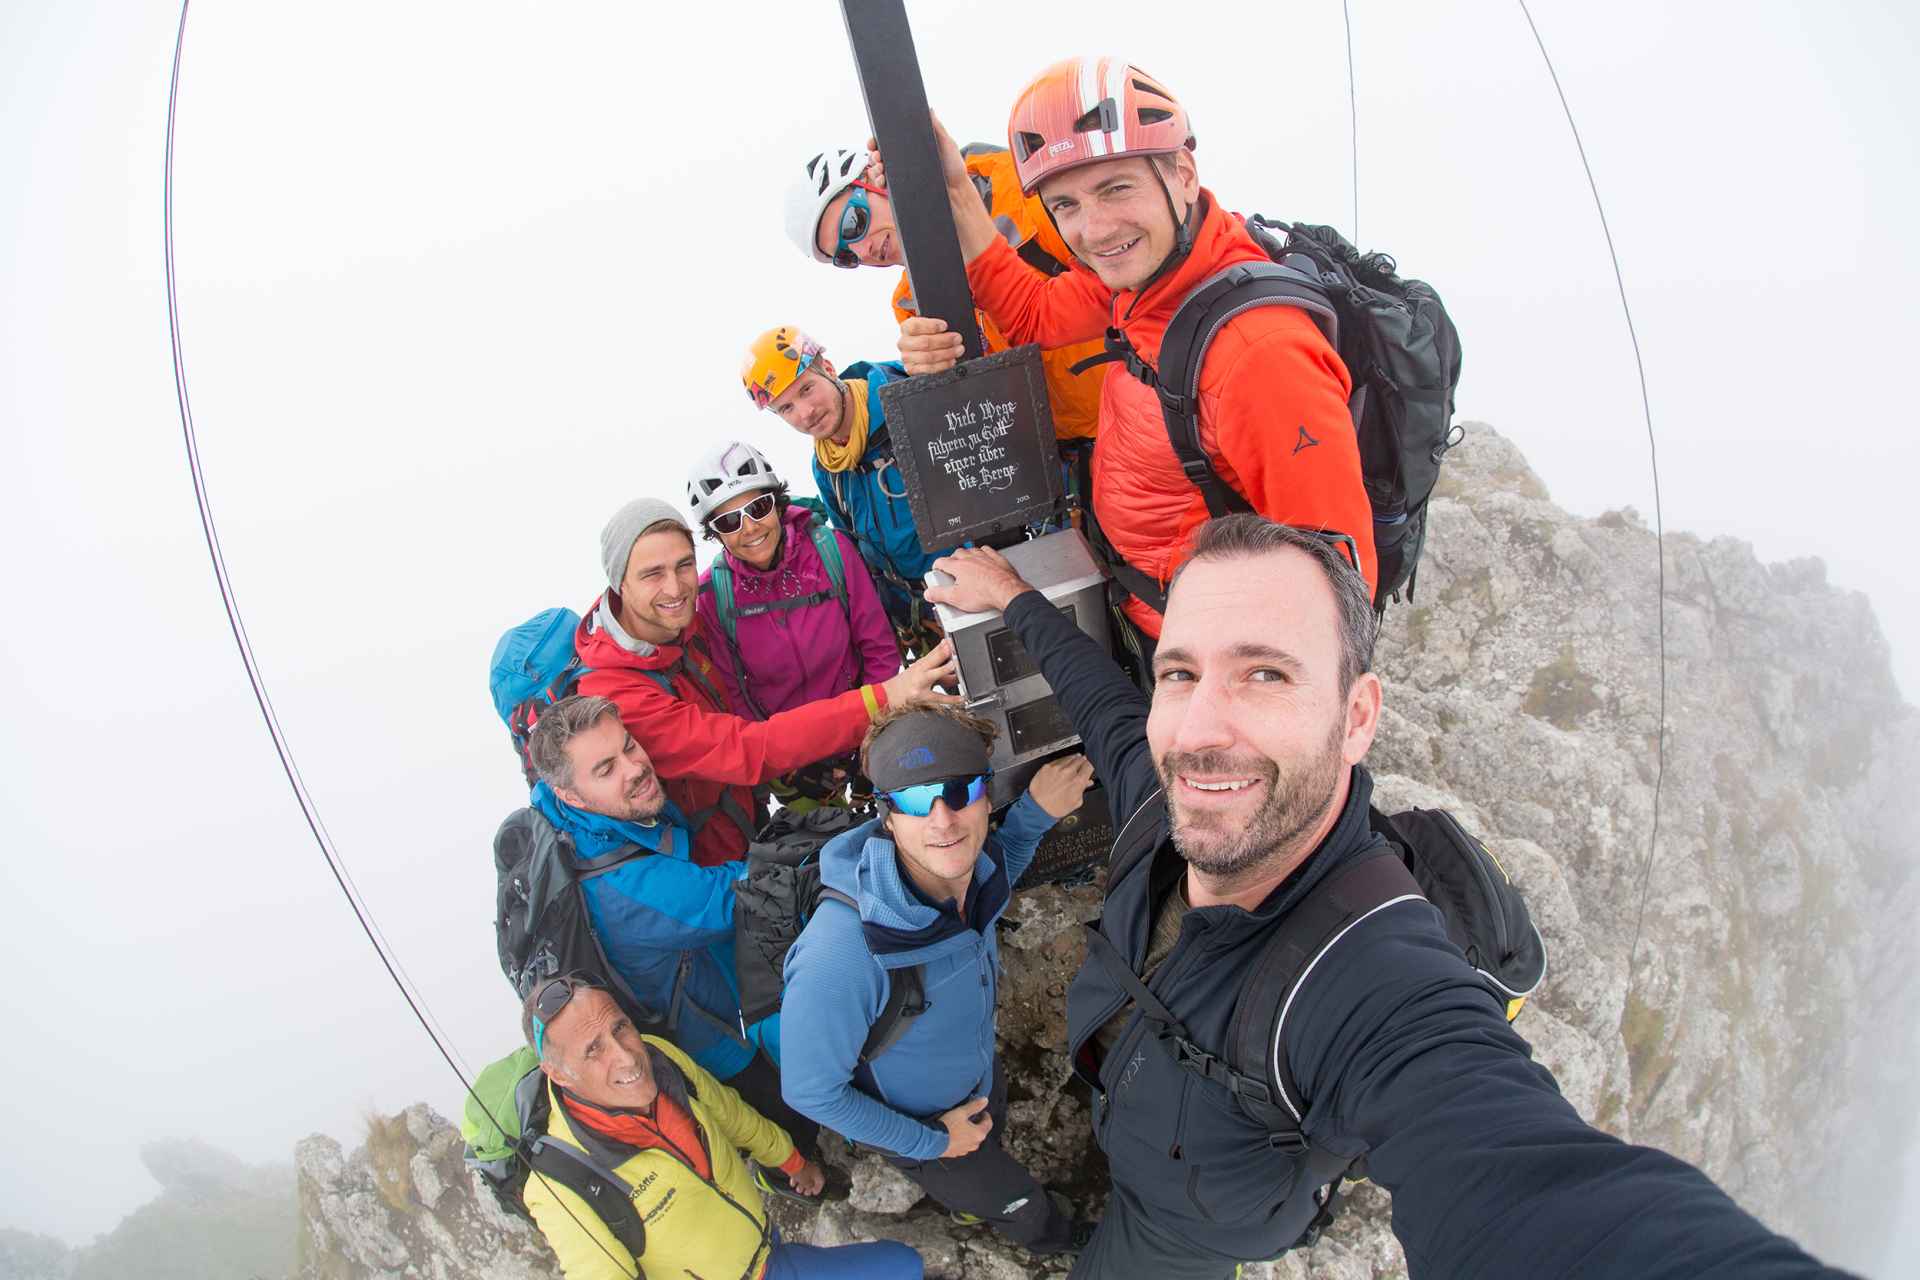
[460,1047,648,1258]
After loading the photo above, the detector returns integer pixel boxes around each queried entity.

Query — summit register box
[925,528,1110,810]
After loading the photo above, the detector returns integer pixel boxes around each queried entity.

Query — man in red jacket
[576,497,956,867]
[897,59,1375,644]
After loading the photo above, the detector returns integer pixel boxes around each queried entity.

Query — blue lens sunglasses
[883,772,992,817]
[830,183,883,268]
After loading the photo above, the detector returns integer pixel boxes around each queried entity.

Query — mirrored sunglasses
[831,186,874,269]
[883,772,992,818]
[708,492,778,536]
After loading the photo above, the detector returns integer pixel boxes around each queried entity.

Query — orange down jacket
[892,147,1105,443]
[966,191,1375,638]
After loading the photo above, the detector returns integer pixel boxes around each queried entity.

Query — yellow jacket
[891,146,1106,442]
[522,1035,798,1280]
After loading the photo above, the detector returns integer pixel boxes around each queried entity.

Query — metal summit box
[924,528,1110,809]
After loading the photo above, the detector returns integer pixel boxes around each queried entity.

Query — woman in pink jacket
[689,441,902,810]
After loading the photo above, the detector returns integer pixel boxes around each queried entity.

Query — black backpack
[1095,218,1464,612]
[732,807,928,1064]
[1084,805,1546,1250]
[491,808,661,1029]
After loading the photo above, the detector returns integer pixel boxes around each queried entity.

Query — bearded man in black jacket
[926,515,1849,1280]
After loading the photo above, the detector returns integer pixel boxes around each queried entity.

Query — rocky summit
[294,425,1918,1279]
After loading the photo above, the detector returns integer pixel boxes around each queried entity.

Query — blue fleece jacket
[529,783,754,1080]
[779,792,1057,1161]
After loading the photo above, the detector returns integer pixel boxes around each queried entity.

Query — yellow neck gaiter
[812,378,871,473]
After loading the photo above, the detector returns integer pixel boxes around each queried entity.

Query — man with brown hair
[926,518,1850,1279]
[779,701,1095,1255]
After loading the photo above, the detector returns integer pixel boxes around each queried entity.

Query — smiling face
[615,526,699,645]
[553,711,664,823]
[540,987,660,1111]
[886,791,991,900]
[815,183,902,268]
[1148,549,1380,883]
[768,367,849,444]
[709,488,782,570]
[1036,152,1198,292]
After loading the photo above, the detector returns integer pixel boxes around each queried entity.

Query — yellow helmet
[741,325,826,409]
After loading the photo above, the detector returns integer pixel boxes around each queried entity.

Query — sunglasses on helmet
[882,772,992,818]
[830,183,883,269]
[708,492,777,536]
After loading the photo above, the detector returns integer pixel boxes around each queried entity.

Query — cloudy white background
[4,0,1915,1272]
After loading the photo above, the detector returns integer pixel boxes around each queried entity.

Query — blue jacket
[810,361,937,628]
[779,792,1058,1161]
[530,783,755,1081]
[1001,590,1850,1278]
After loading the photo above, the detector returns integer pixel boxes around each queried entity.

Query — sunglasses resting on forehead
[883,772,992,818]
[528,973,594,1058]
[708,492,777,535]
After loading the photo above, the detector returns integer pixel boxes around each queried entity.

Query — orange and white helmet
[741,325,826,409]
[1007,58,1194,195]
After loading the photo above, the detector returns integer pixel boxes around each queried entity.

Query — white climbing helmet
[785,146,873,264]
[686,440,784,525]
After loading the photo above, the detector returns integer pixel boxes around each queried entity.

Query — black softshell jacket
[1003,590,1849,1278]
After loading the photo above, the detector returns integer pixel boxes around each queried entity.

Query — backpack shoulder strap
[706,559,739,651]
[1152,259,1341,519]
[1222,848,1424,1132]
[573,842,651,878]
[816,886,929,1063]
[861,963,926,1063]
[521,1135,647,1260]
[1102,786,1168,896]
[808,519,848,607]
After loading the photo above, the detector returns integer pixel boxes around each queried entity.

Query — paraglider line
[1517,1,1669,984]
[1342,0,1359,243]
[163,4,637,1272]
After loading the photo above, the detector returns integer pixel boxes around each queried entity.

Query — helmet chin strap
[1127,160,1201,309]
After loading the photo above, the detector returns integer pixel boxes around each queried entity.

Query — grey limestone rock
[294,424,1915,1278]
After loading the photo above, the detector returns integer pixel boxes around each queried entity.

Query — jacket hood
[817,816,1010,967]
[529,780,690,862]
[576,590,694,673]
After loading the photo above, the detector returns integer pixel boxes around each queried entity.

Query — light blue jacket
[779,793,1057,1160]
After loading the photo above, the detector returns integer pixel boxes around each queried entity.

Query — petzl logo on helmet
[1047,139,1075,157]
[895,746,937,771]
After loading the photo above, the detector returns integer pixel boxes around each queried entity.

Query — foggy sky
[3,0,1915,1271]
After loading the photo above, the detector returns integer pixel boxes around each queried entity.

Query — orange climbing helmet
[741,325,826,409]
[1007,57,1194,195]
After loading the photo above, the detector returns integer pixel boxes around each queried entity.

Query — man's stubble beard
[1159,715,1347,884]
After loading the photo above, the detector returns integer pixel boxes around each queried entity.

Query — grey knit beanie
[600,497,692,589]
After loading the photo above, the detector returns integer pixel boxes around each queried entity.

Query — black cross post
[837,0,984,360]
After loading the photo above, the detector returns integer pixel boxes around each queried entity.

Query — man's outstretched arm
[1292,904,1854,1280]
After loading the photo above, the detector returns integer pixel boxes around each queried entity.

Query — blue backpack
[490,609,591,786]
[489,608,697,787]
